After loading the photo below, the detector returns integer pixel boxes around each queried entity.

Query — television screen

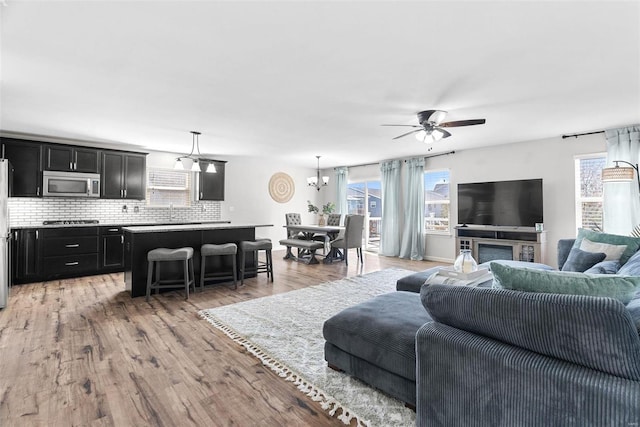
[457,179,543,227]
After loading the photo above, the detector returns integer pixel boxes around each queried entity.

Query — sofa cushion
[322,291,430,381]
[579,238,627,261]
[618,249,640,276]
[491,262,640,304]
[396,266,442,292]
[584,260,621,274]
[421,284,640,381]
[560,248,606,272]
[573,228,640,266]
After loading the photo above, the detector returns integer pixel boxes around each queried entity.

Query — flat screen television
[457,178,543,227]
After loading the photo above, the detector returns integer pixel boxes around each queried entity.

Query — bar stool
[145,247,195,302]
[200,243,238,291]
[239,239,274,285]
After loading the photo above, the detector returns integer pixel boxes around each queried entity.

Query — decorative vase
[318,214,326,226]
[454,249,478,273]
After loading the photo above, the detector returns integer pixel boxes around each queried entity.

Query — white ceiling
[1,1,639,169]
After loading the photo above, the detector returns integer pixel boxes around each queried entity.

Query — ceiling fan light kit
[383,110,486,145]
[174,131,217,174]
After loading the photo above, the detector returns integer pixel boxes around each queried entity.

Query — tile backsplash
[8,198,222,227]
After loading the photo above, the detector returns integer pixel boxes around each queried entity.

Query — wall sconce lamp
[307,155,329,191]
[601,160,640,191]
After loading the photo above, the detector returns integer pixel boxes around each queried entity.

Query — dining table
[284,224,344,263]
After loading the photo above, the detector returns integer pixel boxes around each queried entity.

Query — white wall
[424,133,605,267]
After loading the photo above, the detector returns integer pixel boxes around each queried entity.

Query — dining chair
[313,213,342,252]
[330,214,364,265]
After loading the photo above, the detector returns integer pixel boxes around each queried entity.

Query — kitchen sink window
[147,168,192,207]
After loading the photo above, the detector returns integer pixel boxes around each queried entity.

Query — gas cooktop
[42,220,100,225]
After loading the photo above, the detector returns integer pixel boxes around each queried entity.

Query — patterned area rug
[199,268,417,427]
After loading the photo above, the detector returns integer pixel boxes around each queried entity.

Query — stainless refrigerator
[0,159,10,308]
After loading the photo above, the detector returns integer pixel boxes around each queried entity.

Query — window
[347,180,381,250]
[424,169,450,233]
[147,168,192,207]
[575,154,606,232]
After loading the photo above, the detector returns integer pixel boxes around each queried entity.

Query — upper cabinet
[101,151,147,199]
[198,160,226,201]
[1,138,43,197]
[45,145,100,173]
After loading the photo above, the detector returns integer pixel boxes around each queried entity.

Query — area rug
[198,268,417,427]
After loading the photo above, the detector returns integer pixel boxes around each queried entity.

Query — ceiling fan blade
[392,129,423,140]
[417,110,447,125]
[381,124,422,128]
[439,119,486,128]
[440,128,452,139]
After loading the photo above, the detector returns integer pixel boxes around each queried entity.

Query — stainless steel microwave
[42,171,100,197]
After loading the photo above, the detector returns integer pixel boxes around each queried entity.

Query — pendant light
[173,131,217,173]
[307,155,329,191]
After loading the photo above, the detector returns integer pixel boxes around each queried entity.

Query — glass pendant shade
[206,162,217,173]
[174,158,183,170]
[191,160,201,172]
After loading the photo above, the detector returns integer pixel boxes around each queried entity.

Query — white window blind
[147,168,192,207]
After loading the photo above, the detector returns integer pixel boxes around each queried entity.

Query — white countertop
[122,223,273,233]
[11,220,232,230]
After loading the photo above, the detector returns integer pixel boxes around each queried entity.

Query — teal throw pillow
[491,262,640,304]
[573,228,640,266]
[560,248,606,272]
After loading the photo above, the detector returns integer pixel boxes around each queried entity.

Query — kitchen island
[123,223,273,298]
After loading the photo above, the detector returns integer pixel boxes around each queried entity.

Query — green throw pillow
[491,262,640,305]
[573,228,640,266]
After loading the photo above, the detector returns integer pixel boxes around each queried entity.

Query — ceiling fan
[382,110,486,144]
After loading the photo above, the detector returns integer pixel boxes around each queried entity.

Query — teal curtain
[335,167,348,219]
[400,157,425,260]
[603,125,640,235]
[379,160,401,256]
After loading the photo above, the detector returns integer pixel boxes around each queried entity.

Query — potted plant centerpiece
[307,200,335,226]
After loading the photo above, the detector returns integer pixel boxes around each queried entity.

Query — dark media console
[455,226,546,264]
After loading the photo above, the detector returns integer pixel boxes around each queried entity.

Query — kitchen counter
[122,222,271,233]
[11,220,232,229]
[123,223,273,297]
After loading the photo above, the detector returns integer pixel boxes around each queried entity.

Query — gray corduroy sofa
[323,236,640,426]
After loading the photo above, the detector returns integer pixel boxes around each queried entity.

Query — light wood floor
[0,250,442,427]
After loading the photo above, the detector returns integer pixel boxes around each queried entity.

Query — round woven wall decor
[268,172,295,203]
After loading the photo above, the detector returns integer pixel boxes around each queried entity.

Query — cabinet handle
[108,228,119,232]
[70,162,73,170]
[121,236,124,244]
[37,187,40,196]
[65,262,79,266]
[124,189,127,198]
[200,192,203,199]
[65,244,80,248]
[35,230,39,240]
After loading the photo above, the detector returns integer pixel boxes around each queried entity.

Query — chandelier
[174,131,216,173]
[307,155,329,191]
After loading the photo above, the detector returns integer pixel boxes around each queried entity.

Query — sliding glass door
[347,180,381,251]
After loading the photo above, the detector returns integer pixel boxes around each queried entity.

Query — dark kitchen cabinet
[1,138,43,197]
[44,145,100,173]
[198,161,226,201]
[101,151,146,199]
[100,226,124,271]
[13,228,43,284]
[41,227,99,278]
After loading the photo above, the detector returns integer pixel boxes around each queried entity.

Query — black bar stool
[239,239,274,285]
[145,247,195,302]
[200,243,238,290]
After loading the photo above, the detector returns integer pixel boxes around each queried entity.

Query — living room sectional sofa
[323,233,640,426]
